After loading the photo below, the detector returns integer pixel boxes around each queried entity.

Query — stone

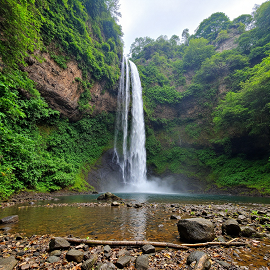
[237,215,247,224]
[50,250,62,256]
[66,249,84,262]
[241,226,257,237]
[100,262,116,270]
[170,215,181,220]
[134,203,143,208]
[0,256,18,270]
[222,219,241,236]
[97,192,121,201]
[135,255,149,270]
[0,215,19,224]
[81,255,98,270]
[177,218,215,243]
[187,251,211,270]
[21,264,30,270]
[47,256,60,263]
[0,227,11,232]
[217,236,226,242]
[142,244,155,254]
[104,245,111,253]
[115,256,132,269]
[216,260,231,269]
[49,237,70,250]
[111,201,120,207]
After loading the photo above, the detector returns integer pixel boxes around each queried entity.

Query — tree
[105,0,121,22]
[233,14,253,30]
[195,12,231,41]
[129,37,154,58]
[181,28,190,45]
[253,0,270,33]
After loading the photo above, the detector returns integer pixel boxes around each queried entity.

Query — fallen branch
[64,238,247,250]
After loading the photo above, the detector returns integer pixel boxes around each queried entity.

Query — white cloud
[119,0,266,55]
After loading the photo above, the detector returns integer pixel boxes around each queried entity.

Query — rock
[66,249,84,262]
[241,226,257,237]
[47,255,60,263]
[216,260,231,269]
[187,251,211,270]
[142,244,155,254]
[104,245,111,253]
[100,262,116,270]
[21,264,30,270]
[237,215,247,224]
[0,256,18,270]
[134,203,143,208]
[50,250,62,256]
[135,255,149,270]
[97,192,121,201]
[115,255,132,269]
[0,227,12,232]
[177,218,215,243]
[222,219,241,236]
[0,215,19,224]
[126,203,133,207]
[170,215,181,220]
[49,237,70,250]
[111,201,120,207]
[82,255,98,270]
[217,236,226,242]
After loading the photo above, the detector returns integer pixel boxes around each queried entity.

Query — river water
[1,193,270,240]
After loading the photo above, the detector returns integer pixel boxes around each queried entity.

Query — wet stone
[142,244,155,254]
[66,249,84,262]
[81,254,97,270]
[49,237,70,250]
[115,255,132,269]
[50,250,62,256]
[241,226,257,237]
[0,215,19,224]
[0,256,18,270]
[111,201,120,207]
[47,256,60,263]
[104,245,111,253]
[216,260,231,269]
[222,219,241,236]
[135,255,149,270]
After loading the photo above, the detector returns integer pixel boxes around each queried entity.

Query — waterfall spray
[114,57,147,187]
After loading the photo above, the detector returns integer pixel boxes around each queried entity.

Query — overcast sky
[118,0,266,55]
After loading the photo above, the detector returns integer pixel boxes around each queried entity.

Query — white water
[113,57,147,190]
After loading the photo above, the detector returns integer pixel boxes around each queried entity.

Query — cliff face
[23,54,117,121]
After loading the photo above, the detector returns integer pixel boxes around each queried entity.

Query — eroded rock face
[23,54,117,121]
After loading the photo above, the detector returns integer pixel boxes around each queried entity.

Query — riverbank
[1,194,270,269]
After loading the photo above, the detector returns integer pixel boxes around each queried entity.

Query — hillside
[0,0,122,198]
[131,3,270,195]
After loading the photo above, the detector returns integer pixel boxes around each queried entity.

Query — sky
[118,0,267,55]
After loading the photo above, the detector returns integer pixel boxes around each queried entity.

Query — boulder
[135,255,149,270]
[177,218,215,243]
[49,237,70,250]
[222,219,241,236]
[81,255,98,270]
[66,249,84,262]
[111,201,120,206]
[187,251,211,270]
[97,192,121,201]
[115,255,132,269]
[0,215,19,224]
[142,244,155,254]
[241,226,256,237]
[0,256,18,270]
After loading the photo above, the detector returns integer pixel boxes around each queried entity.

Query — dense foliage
[132,0,270,194]
[0,0,121,199]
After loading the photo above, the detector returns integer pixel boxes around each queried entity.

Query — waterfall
[113,57,147,187]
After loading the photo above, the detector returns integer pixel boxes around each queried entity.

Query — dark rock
[134,203,143,208]
[0,215,19,224]
[17,251,25,256]
[97,192,121,201]
[170,215,181,220]
[111,201,120,207]
[33,252,40,257]
[15,235,23,240]
[81,255,98,270]
[216,260,231,269]
[115,255,132,269]
[135,255,149,270]
[142,244,155,254]
[259,217,270,225]
[222,219,241,236]
[47,255,60,263]
[0,256,18,270]
[187,251,211,270]
[66,249,84,262]
[241,226,256,237]
[126,203,133,207]
[177,218,215,243]
[237,215,247,224]
[0,227,11,232]
[49,237,70,250]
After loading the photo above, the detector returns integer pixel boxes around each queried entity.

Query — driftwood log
[64,237,247,249]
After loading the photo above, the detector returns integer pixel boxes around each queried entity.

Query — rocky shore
[1,193,270,269]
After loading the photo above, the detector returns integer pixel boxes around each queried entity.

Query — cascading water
[113,57,147,188]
